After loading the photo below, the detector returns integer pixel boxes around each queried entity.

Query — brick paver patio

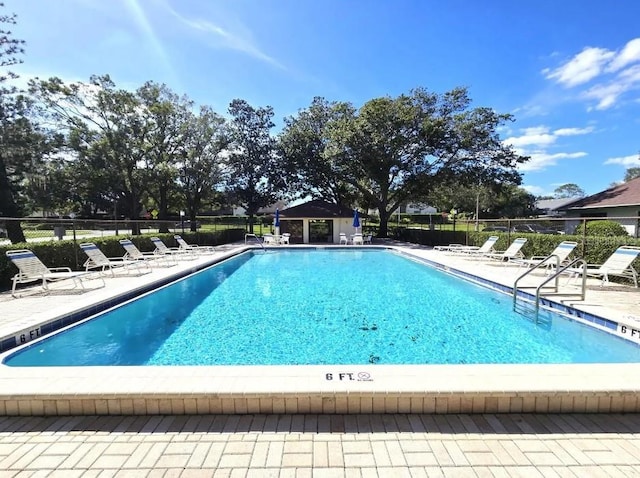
[1,413,640,476]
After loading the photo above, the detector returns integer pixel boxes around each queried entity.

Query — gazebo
[278,199,361,244]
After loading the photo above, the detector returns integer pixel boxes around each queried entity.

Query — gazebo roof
[280,199,354,218]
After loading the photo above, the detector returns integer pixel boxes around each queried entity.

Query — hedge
[0,228,245,291]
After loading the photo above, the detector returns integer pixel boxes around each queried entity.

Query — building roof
[559,176,640,210]
[281,199,354,218]
[536,197,582,211]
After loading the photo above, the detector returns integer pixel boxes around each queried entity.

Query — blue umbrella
[274,208,280,227]
[352,209,360,231]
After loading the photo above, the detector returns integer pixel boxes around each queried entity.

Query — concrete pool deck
[0,241,639,418]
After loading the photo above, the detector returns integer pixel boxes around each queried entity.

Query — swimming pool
[4,248,640,366]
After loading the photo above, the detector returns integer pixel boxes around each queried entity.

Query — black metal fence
[0,216,272,245]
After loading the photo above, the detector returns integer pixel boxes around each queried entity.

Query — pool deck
[1,241,640,475]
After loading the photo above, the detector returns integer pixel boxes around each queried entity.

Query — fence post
[581,218,587,257]
[71,215,79,268]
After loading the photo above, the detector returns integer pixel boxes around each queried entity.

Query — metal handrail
[244,233,265,252]
[534,258,587,314]
[512,255,587,323]
[513,253,562,308]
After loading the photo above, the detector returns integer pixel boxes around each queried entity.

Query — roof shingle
[560,177,640,210]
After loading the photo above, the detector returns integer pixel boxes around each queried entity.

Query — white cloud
[504,126,555,147]
[544,38,640,110]
[544,47,615,87]
[158,1,286,70]
[521,184,547,195]
[518,151,587,172]
[504,124,592,172]
[504,124,592,149]
[607,38,640,72]
[603,154,640,167]
[553,126,595,136]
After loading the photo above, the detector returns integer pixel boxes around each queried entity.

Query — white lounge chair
[80,242,151,276]
[513,240,578,271]
[119,239,175,266]
[448,236,499,255]
[363,234,373,245]
[174,235,216,254]
[566,245,640,287]
[6,249,104,297]
[151,237,195,260]
[352,233,364,245]
[339,233,348,245]
[481,237,527,262]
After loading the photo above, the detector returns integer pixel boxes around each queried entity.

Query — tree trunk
[128,194,141,235]
[157,187,169,233]
[378,208,390,238]
[0,156,26,243]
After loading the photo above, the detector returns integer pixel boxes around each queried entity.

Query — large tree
[178,105,227,229]
[278,97,358,207]
[31,75,151,230]
[137,81,191,230]
[554,183,585,198]
[0,4,31,242]
[224,99,281,233]
[281,87,527,236]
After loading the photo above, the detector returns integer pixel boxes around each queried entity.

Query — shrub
[576,220,628,237]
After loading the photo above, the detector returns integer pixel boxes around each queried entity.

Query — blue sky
[9,0,640,197]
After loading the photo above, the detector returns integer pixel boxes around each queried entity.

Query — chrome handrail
[512,255,587,323]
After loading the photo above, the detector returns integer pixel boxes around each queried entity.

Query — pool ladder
[512,256,587,323]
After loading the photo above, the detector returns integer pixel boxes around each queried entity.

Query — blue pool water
[4,249,640,366]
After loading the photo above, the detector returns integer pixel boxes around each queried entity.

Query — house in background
[404,203,438,214]
[232,200,288,216]
[557,176,640,237]
[279,199,360,244]
[535,197,582,217]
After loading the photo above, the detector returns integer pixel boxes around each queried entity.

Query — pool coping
[1,244,639,415]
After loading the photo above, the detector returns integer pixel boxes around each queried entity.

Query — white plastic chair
[339,233,348,245]
[263,234,277,245]
[80,242,150,276]
[439,236,499,254]
[119,239,175,266]
[352,233,364,245]
[6,249,104,297]
[566,245,640,287]
[481,238,527,263]
[513,241,578,271]
[151,237,195,260]
[363,234,372,244]
[279,233,291,245]
[174,235,216,254]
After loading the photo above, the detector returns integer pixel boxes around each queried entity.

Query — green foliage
[280,87,527,237]
[0,229,245,290]
[554,183,585,198]
[577,220,628,237]
[623,167,640,182]
[225,99,280,233]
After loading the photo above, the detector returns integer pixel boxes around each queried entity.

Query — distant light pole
[180,210,185,234]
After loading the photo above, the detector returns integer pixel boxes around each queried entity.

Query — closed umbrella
[352,209,360,234]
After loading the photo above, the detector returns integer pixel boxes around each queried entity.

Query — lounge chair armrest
[48,266,73,272]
